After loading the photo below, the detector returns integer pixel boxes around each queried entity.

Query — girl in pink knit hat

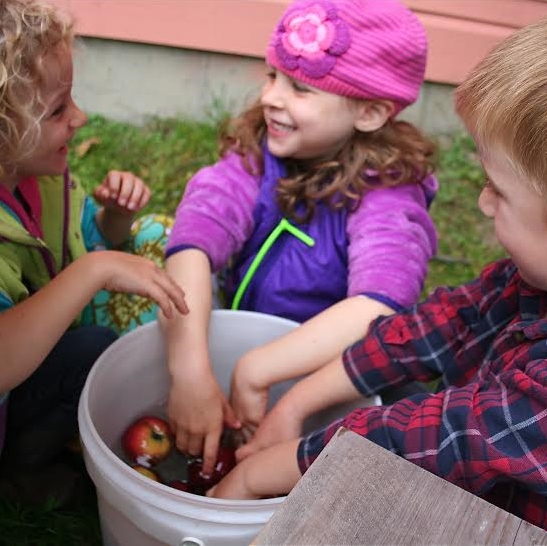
[163,0,438,477]
[209,19,547,529]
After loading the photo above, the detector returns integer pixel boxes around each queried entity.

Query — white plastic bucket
[78,310,380,546]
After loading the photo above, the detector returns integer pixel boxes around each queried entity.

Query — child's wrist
[274,388,307,426]
[101,206,135,220]
[236,351,273,390]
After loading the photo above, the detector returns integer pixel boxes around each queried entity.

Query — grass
[425,134,506,293]
[0,489,101,546]
[0,114,506,543]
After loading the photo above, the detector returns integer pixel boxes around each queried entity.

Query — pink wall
[51,0,547,85]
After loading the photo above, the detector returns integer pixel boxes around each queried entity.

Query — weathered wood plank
[514,520,547,545]
[254,428,547,545]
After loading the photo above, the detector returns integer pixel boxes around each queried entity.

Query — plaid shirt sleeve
[298,259,547,528]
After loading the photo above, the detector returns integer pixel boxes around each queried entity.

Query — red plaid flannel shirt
[298,258,547,529]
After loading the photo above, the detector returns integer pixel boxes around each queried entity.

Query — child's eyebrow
[481,165,503,192]
[49,86,70,104]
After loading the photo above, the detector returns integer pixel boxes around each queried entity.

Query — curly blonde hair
[219,99,436,223]
[0,0,73,181]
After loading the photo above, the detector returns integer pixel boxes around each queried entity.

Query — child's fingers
[115,173,139,208]
[101,171,151,211]
[117,175,151,211]
[103,171,123,198]
[93,185,110,202]
[117,261,187,318]
[127,183,151,211]
[222,401,241,431]
[201,432,221,477]
[150,277,188,318]
[153,270,189,316]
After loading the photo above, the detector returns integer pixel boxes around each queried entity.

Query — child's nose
[70,104,88,129]
[261,80,286,109]
[478,186,496,218]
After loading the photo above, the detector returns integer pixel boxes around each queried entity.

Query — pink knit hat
[266,0,428,112]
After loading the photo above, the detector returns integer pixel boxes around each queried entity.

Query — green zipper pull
[231,218,315,310]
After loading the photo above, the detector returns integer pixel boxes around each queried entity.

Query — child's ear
[354,100,395,132]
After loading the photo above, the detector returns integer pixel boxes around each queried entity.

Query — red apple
[122,415,174,467]
[131,464,161,482]
[167,479,191,493]
[187,445,236,495]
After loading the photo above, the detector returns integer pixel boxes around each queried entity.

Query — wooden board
[253,428,547,545]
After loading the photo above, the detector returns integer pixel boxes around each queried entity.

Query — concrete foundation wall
[73,37,464,136]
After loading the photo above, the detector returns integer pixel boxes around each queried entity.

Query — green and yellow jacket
[0,170,106,316]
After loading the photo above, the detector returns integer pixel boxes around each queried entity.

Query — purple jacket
[166,149,438,322]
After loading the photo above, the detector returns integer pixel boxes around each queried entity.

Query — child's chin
[266,139,292,159]
[49,159,69,175]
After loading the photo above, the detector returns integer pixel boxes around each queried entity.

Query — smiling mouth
[268,119,295,133]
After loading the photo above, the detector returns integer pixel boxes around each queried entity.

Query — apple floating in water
[122,415,174,468]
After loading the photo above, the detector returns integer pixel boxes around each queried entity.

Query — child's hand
[88,251,188,319]
[206,459,257,500]
[230,354,270,442]
[93,170,151,216]
[235,396,302,462]
[168,369,239,477]
[206,439,302,500]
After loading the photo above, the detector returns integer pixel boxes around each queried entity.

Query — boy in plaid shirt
[208,17,547,530]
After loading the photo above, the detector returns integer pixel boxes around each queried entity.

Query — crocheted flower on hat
[273,1,351,79]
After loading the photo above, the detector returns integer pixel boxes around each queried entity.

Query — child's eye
[50,104,66,118]
[484,175,501,195]
[292,81,310,93]
[266,69,276,81]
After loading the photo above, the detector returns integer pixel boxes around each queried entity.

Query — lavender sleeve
[165,152,259,272]
[346,174,438,309]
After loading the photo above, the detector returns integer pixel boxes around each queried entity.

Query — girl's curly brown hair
[219,99,436,223]
[0,0,73,181]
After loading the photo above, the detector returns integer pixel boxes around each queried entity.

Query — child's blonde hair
[455,18,547,195]
[220,100,436,223]
[0,0,73,181]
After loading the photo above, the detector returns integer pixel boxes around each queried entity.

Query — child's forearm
[159,249,213,379]
[159,248,240,472]
[1,249,188,393]
[273,355,364,427]
[245,439,302,497]
[96,208,134,247]
[243,295,393,389]
[0,254,115,391]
